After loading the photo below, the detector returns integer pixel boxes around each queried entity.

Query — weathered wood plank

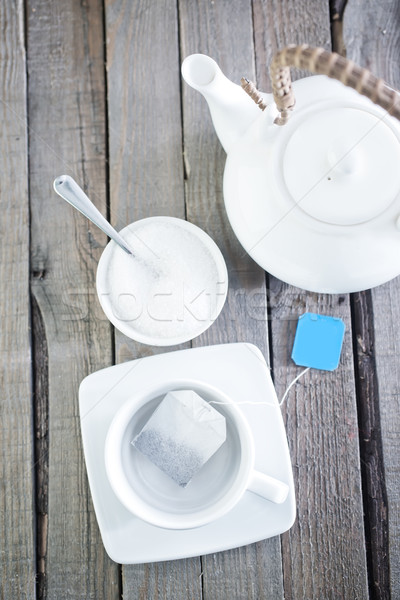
[351,290,390,598]
[121,559,202,599]
[105,0,189,364]
[344,1,400,596]
[365,284,400,599]
[105,0,202,596]
[27,0,119,597]
[268,284,368,599]
[252,1,369,598]
[0,1,35,597]
[179,1,284,598]
[253,0,332,89]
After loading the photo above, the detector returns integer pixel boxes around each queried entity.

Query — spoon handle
[53,175,133,255]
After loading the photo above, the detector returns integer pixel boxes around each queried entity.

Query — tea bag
[132,390,226,487]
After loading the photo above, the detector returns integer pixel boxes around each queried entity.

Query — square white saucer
[79,343,296,564]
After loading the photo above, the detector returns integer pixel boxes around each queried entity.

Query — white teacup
[104,381,289,530]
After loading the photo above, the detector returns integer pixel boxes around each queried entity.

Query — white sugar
[102,219,227,342]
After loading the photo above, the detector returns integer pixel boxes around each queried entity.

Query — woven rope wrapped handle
[242,44,400,126]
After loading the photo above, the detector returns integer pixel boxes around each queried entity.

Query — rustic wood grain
[0,1,392,598]
[27,0,119,597]
[179,1,285,598]
[121,560,203,600]
[253,0,332,90]
[366,282,400,599]
[330,0,348,55]
[344,1,400,596]
[268,284,368,599]
[105,0,189,364]
[351,291,390,599]
[252,1,369,598]
[32,293,49,600]
[0,1,35,597]
[104,0,202,596]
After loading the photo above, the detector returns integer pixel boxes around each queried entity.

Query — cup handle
[248,470,289,504]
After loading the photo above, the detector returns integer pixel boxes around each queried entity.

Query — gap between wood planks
[31,295,49,600]
[100,0,123,595]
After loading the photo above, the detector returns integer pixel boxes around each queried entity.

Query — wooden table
[1,1,399,598]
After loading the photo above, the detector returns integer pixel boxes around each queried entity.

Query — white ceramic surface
[183,55,400,293]
[96,216,228,346]
[79,343,296,564]
[104,382,289,530]
[181,54,267,153]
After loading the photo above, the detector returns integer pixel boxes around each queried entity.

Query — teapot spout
[182,54,269,153]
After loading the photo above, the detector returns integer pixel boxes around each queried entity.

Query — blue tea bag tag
[291,313,345,371]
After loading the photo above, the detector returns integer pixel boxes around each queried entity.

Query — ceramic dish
[96,217,228,346]
[79,343,296,564]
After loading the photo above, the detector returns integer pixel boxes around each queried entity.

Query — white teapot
[182,45,400,293]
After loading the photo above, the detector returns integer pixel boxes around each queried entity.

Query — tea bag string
[278,367,310,406]
[209,367,310,410]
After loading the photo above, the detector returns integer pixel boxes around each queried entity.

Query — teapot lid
[282,105,400,226]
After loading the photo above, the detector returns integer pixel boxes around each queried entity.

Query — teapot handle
[242,44,400,126]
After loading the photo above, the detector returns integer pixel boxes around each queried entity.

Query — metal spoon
[53,175,134,256]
